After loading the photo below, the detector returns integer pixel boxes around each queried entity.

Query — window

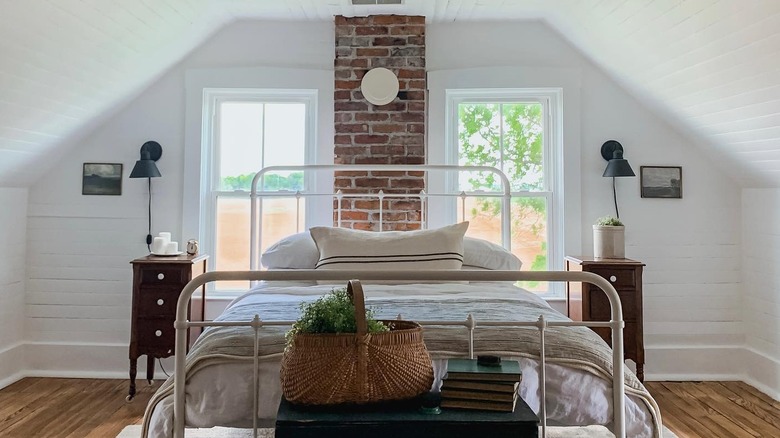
[446,89,563,295]
[202,89,316,292]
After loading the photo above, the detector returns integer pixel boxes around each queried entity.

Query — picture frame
[640,166,682,199]
[82,163,123,196]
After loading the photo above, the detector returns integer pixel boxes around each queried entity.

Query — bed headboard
[249,164,513,271]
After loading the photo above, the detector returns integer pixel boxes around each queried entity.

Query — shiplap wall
[24,21,334,377]
[0,188,28,387]
[21,19,747,381]
[428,21,743,379]
[742,189,780,399]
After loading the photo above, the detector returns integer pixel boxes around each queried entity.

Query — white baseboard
[742,347,780,401]
[0,343,25,390]
[24,342,175,381]
[643,344,744,381]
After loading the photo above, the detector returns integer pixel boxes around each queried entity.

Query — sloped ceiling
[1,0,779,186]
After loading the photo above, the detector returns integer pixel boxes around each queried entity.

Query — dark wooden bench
[275,393,539,438]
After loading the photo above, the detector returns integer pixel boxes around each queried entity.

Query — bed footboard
[172,270,626,438]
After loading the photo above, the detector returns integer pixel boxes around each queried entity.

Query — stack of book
[440,358,522,412]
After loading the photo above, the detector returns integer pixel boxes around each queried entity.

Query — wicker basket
[280,280,434,405]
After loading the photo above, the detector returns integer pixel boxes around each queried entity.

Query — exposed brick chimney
[333,15,426,231]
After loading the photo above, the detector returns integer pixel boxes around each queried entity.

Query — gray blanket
[142,284,661,437]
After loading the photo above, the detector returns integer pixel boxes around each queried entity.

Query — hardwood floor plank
[0,378,777,437]
[687,382,777,436]
[715,382,780,431]
[650,382,731,437]
[646,381,780,438]
[0,378,159,438]
[662,382,762,437]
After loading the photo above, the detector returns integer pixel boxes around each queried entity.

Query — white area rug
[117,424,678,438]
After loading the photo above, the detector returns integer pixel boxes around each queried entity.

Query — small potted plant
[593,216,625,259]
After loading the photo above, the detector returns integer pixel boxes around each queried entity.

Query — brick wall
[333,15,425,231]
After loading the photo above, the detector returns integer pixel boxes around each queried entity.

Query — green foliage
[458,103,548,270]
[286,288,389,344]
[520,242,548,289]
[458,103,544,192]
[221,171,304,191]
[595,216,624,226]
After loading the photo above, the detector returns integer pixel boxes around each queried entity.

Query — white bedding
[144,282,661,438]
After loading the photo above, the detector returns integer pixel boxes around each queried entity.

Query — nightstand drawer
[588,267,636,289]
[137,319,176,350]
[139,267,187,286]
[589,289,636,322]
[138,288,180,318]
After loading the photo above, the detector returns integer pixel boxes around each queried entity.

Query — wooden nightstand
[565,255,645,382]
[128,254,208,401]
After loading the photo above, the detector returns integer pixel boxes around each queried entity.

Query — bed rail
[173,270,626,438]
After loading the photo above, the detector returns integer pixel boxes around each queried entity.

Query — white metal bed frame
[172,165,627,438]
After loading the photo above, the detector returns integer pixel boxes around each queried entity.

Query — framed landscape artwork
[83,163,123,195]
[640,166,682,199]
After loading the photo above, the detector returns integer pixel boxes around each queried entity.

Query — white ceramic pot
[593,225,625,259]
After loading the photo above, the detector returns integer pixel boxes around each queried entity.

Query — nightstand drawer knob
[157,273,165,280]
[155,330,163,337]
[157,299,164,306]
[609,275,617,283]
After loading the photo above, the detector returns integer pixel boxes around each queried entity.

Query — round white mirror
[360,68,399,106]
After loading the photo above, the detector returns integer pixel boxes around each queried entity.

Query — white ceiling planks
[1,0,780,186]
[0,0,228,185]
[543,0,780,185]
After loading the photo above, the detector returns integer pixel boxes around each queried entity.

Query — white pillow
[260,232,320,269]
[310,222,469,271]
[260,229,521,271]
[463,237,523,271]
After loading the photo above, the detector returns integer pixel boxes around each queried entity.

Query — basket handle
[347,280,367,336]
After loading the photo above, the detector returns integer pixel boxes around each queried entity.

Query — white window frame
[445,88,565,297]
[201,88,317,292]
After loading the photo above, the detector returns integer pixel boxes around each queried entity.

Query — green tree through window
[458,102,548,281]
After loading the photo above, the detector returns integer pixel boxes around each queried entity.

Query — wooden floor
[0,378,777,437]
[645,381,780,437]
[0,377,161,438]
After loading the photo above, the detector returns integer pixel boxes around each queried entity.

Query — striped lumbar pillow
[309,222,469,271]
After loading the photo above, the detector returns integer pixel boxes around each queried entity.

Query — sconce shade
[129,141,162,178]
[129,152,161,178]
[603,149,635,177]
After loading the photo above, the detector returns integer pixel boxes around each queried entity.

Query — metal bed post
[537,315,548,437]
[378,190,385,231]
[336,190,343,228]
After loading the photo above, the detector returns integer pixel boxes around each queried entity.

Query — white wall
[428,21,743,380]
[742,189,780,399]
[24,21,334,377]
[0,188,27,387]
[22,19,748,383]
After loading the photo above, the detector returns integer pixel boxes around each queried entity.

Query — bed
[141,164,662,438]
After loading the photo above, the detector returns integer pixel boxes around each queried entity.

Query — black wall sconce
[129,141,163,251]
[601,140,635,219]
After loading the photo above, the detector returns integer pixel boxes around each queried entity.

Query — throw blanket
[142,284,662,438]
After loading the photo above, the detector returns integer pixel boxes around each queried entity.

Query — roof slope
[1,0,778,186]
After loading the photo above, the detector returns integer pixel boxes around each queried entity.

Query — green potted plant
[285,287,389,345]
[593,216,625,259]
